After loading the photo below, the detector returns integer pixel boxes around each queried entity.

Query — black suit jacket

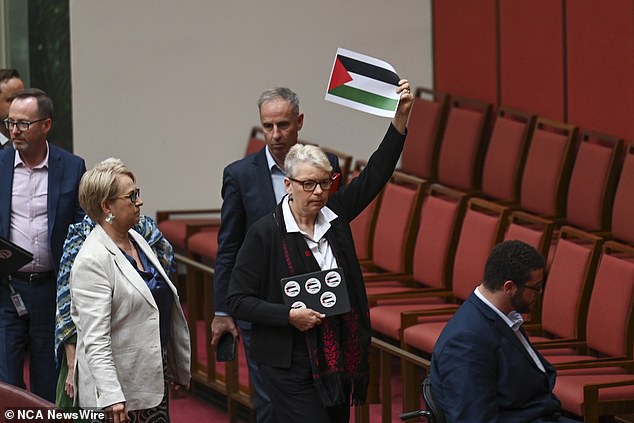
[214,147,341,313]
[0,144,86,271]
[430,292,563,423]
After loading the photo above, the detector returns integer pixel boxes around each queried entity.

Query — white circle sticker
[320,291,337,308]
[305,278,321,294]
[283,281,301,297]
[291,301,306,310]
[324,271,341,287]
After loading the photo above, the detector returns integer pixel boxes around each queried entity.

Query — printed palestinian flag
[325,48,401,118]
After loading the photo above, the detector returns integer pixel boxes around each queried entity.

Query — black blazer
[430,292,563,422]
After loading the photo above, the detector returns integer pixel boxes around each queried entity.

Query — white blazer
[70,224,191,410]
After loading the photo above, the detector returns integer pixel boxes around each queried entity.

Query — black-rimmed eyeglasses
[3,118,48,131]
[114,188,141,204]
[288,177,334,192]
[522,281,545,293]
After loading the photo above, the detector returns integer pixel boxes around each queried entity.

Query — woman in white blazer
[70,158,190,423]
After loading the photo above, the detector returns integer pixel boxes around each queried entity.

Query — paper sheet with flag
[325,48,401,118]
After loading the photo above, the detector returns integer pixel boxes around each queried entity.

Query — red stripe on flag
[328,57,353,91]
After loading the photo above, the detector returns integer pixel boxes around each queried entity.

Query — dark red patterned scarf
[275,200,370,407]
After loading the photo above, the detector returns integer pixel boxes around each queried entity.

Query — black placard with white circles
[280,267,351,316]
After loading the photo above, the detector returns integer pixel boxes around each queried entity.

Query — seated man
[430,240,580,423]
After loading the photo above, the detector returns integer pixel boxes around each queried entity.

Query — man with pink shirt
[0,88,85,401]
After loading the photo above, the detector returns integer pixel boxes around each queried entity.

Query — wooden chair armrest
[555,358,634,371]
[156,208,221,223]
[534,340,586,350]
[364,272,412,282]
[531,337,580,348]
[400,305,459,329]
[185,220,222,237]
[368,288,448,306]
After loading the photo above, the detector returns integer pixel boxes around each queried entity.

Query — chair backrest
[245,126,267,156]
[0,381,56,410]
[566,130,623,232]
[349,161,383,262]
[584,241,634,359]
[539,226,602,340]
[370,171,427,274]
[480,107,535,203]
[611,144,634,244]
[436,96,493,191]
[520,118,578,218]
[451,198,510,302]
[422,375,446,423]
[411,184,468,290]
[503,210,555,260]
[399,87,450,180]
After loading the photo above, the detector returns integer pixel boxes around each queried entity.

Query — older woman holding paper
[227,79,413,423]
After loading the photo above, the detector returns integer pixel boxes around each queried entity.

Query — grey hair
[257,87,300,116]
[79,157,135,221]
[284,144,332,178]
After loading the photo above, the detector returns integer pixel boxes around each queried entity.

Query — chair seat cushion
[158,219,217,249]
[553,373,634,416]
[370,302,452,340]
[402,321,453,355]
[187,229,220,261]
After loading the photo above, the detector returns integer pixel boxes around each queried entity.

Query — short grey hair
[284,144,332,178]
[257,87,300,116]
[79,158,135,221]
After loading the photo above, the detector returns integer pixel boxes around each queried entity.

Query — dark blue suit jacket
[0,144,86,272]
[430,292,563,423]
[214,147,340,313]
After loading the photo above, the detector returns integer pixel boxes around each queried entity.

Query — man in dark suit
[211,87,340,423]
[0,88,85,401]
[430,240,580,423]
[0,69,24,149]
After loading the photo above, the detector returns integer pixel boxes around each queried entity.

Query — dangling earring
[105,213,115,224]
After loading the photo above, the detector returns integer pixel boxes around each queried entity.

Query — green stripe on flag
[328,85,398,111]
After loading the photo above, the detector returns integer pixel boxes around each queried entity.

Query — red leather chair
[436,96,493,192]
[399,87,450,181]
[565,130,623,232]
[520,118,577,219]
[480,107,535,204]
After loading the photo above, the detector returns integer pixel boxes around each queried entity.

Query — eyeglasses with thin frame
[288,176,334,192]
[522,281,545,293]
[3,118,48,132]
[114,188,141,204]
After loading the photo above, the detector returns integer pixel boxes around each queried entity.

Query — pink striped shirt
[10,144,53,272]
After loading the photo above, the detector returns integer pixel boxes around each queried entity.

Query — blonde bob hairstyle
[79,158,135,221]
[284,144,332,179]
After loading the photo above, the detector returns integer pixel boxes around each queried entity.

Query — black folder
[280,267,350,316]
[0,237,34,273]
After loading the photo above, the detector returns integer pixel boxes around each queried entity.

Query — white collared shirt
[265,146,287,203]
[0,132,9,148]
[474,286,545,372]
[10,142,53,272]
[282,195,339,271]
